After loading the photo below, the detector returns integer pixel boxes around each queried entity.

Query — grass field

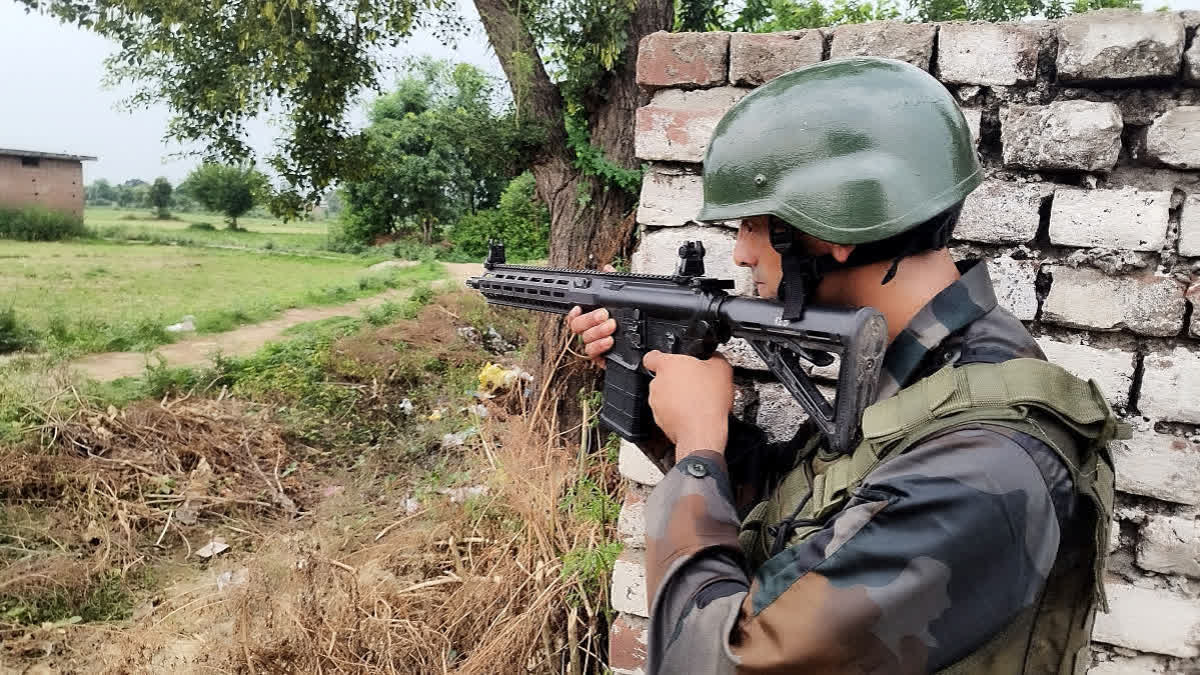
[85,207,338,254]
[0,239,442,355]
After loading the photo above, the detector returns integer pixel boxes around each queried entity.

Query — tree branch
[472,0,565,145]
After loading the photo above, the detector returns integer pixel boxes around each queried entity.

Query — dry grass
[0,397,300,624]
[2,295,621,674]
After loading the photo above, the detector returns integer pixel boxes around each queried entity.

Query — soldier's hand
[566,264,617,368]
[642,350,733,463]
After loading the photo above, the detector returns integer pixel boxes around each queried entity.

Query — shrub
[0,206,87,242]
[447,172,548,262]
[188,222,216,231]
[0,308,35,354]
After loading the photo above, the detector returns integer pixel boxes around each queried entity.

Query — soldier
[566,58,1123,674]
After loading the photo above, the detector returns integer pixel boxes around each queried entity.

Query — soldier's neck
[817,249,961,343]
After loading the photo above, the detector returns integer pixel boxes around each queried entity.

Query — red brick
[637,31,729,89]
[729,30,825,86]
[608,613,650,674]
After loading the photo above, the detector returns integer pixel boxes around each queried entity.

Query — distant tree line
[85,164,287,229]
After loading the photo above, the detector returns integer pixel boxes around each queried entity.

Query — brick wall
[0,155,86,218]
[612,10,1200,674]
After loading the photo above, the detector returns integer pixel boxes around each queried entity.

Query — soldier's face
[733,216,783,299]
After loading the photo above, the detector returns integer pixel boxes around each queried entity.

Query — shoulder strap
[860,359,1127,453]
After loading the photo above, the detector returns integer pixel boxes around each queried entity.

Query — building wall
[0,155,86,219]
[612,10,1200,674]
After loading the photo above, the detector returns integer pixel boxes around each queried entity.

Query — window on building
[21,157,39,168]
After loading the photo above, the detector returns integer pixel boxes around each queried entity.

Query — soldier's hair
[842,201,964,284]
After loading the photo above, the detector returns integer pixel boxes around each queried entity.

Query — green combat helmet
[697,57,982,317]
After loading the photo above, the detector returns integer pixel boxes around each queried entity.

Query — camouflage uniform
[643,260,1078,674]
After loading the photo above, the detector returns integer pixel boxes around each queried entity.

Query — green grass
[85,207,340,255]
[0,571,137,626]
[0,239,444,355]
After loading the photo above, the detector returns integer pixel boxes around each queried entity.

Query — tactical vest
[738,359,1127,674]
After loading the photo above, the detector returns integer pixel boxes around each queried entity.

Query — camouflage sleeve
[643,426,1072,675]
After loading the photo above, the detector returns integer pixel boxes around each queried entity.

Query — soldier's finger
[585,337,614,358]
[567,306,582,322]
[602,264,616,273]
[581,319,617,344]
[643,350,664,373]
[569,308,609,336]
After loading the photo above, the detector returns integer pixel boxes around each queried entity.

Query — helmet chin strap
[769,220,840,321]
[768,204,962,320]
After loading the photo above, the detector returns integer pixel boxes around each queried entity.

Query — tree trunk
[475,0,672,433]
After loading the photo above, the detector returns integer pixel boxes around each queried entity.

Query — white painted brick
[1178,195,1200,257]
[1092,583,1200,657]
[828,21,937,70]
[1146,106,1200,171]
[1112,428,1200,506]
[1057,10,1185,82]
[987,256,1039,321]
[1049,187,1171,252]
[1088,655,1168,675]
[632,225,753,296]
[1035,338,1135,407]
[753,381,835,443]
[611,549,649,618]
[721,337,768,371]
[637,170,703,227]
[1185,40,1200,83]
[1137,514,1200,578]
[635,87,750,162]
[617,484,649,549]
[619,440,664,487]
[937,22,1041,86]
[1042,266,1184,337]
[1001,102,1123,173]
[955,181,1046,244]
[1139,347,1200,424]
[754,381,808,444]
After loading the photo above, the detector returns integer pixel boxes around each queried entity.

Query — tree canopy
[340,58,538,244]
[180,163,267,228]
[149,177,173,218]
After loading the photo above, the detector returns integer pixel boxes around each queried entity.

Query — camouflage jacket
[644,260,1078,674]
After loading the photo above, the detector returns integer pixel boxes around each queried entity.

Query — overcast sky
[2,2,1197,185]
[0,2,503,184]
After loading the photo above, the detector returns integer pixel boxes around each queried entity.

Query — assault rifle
[465,240,888,454]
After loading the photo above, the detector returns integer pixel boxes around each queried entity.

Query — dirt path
[68,262,481,382]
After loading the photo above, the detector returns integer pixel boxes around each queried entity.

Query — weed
[561,540,623,604]
[0,206,86,242]
[559,475,620,525]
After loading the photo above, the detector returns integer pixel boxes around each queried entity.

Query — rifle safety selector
[676,241,706,278]
[485,240,507,269]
